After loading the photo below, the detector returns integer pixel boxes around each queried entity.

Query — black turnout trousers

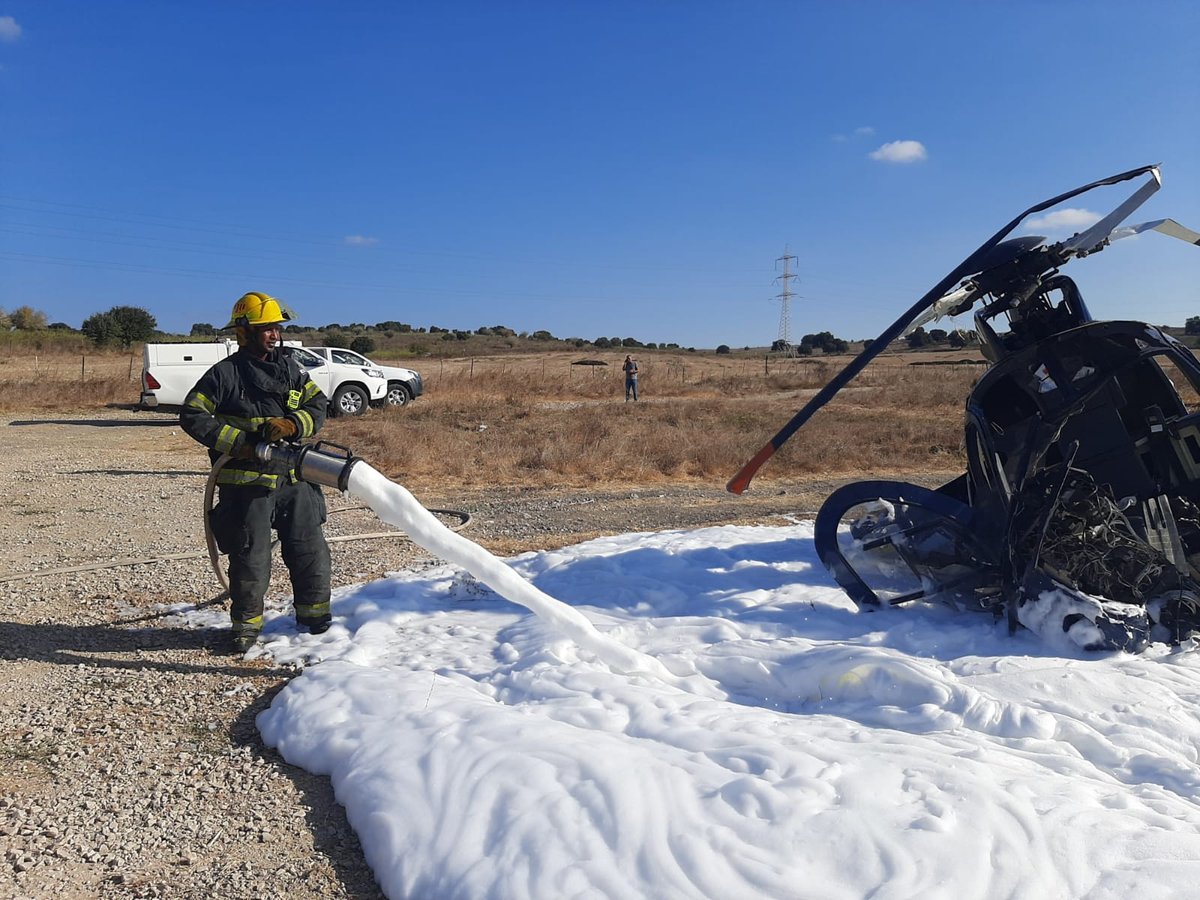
[209,479,332,635]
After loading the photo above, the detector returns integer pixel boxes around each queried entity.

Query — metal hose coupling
[255,440,363,492]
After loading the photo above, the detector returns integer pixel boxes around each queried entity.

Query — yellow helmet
[227,291,292,329]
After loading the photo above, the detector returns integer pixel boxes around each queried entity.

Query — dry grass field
[0,346,984,490]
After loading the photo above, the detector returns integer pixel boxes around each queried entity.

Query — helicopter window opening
[1150,356,1200,413]
[1186,435,1200,465]
[978,374,1038,429]
[1050,379,1158,500]
[996,284,1083,347]
[1139,449,1160,479]
[1107,356,1190,437]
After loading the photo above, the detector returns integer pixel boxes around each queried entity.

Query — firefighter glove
[260,417,298,442]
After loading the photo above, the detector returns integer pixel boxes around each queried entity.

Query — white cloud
[1022,208,1102,234]
[0,16,21,42]
[832,125,875,143]
[344,235,379,246]
[868,140,928,163]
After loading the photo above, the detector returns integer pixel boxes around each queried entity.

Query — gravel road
[0,409,930,898]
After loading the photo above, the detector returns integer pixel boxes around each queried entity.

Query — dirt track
[0,409,957,897]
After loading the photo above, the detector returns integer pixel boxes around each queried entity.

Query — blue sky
[2,1,1198,348]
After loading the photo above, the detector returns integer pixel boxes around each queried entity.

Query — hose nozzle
[255,440,362,492]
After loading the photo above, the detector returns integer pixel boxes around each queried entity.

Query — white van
[140,340,387,417]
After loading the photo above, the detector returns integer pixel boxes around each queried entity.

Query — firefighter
[180,292,332,652]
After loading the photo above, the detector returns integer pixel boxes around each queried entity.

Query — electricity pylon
[774,250,799,356]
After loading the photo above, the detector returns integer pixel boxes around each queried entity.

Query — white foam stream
[347,463,688,681]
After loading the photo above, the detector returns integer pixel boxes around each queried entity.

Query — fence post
[81,355,85,380]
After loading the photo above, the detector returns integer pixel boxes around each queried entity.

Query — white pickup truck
[139,340,388,416]
[302,347,424,408]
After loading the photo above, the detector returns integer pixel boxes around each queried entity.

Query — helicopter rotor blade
[901,282,981,339]
[726,164,1163,495]
[1057,169,1162,256]
[1110,218,1200,247]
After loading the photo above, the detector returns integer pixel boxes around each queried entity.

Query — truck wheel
[385,382,412,407]
[332,384,368,417]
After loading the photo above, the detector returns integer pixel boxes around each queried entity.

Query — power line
[0,195,749,278]
[0,194,930,295]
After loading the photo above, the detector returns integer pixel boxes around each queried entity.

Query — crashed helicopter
[728,164,1200,652]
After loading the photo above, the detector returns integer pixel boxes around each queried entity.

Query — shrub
[10,306,48,330]
[906,327,932,349]
[81,306,157,348]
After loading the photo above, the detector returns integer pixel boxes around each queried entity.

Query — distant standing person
[623,355,639,401]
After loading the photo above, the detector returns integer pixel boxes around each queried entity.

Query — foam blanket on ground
[174,498,1200,899]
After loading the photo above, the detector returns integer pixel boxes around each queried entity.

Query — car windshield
[331,350,369,366]
[290,348,323,368]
